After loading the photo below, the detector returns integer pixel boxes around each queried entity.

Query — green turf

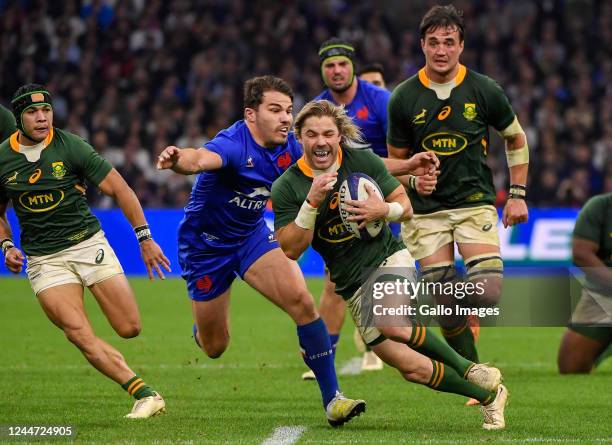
[0,277,610,444]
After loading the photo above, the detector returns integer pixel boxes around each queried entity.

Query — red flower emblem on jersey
[356,106,369,120]
[196,275,213,293]
[277,152,292,170]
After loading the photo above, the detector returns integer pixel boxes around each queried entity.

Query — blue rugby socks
[297,318,339,406]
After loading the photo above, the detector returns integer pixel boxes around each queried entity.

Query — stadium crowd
[0,0,609,207]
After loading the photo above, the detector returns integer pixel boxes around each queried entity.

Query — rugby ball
[339,173,385,241]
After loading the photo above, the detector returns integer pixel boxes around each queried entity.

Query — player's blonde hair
[294,99,364,147]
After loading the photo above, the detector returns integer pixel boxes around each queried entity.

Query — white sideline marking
[339,357,362,375]
[261,426,307,445]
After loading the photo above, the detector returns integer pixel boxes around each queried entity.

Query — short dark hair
[358,63,385,77]
[419,5,465,41]
[243,75,293,110]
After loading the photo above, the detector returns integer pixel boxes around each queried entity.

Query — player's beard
[329,80,352,94]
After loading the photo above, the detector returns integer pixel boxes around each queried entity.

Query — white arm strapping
[386,202,404,222]
[501,117,529,167]
[295,201,318,230]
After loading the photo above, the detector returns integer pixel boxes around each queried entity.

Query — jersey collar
[9,128,54,153]
[296,146,343,178]
[418,64,467,88]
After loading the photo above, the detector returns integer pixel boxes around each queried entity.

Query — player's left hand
[344,184,388,229]
[502,198,528,228]
[139,239,172,280]
[408,152,440,176]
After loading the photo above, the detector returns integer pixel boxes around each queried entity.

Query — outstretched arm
[98,168,171,280]
[157,146,223,175]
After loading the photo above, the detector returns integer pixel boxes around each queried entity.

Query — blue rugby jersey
[179,120,302,244]
[315,79,390,157]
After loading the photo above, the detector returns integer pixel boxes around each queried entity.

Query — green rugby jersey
[0,128,112,255]
[272,147,404,299]
[0,104,16,143]
[387,65,516,214]
[573,193,612,294]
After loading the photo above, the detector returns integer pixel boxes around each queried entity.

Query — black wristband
[408,175,417,190]
[509,184,526,199]
[1,238,15,255]
[134,224,152,243]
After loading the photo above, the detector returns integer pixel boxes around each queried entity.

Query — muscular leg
[191,289,232,359]
[419,243,479,361]
[457,243,503,307]
[371,337,496,404]
[90,274,141,338]
[558,329,610,374]
[244,249,317,324]
[37,283,136,385]
[245,248,340,406]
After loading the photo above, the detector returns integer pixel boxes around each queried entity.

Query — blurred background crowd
[0,0,609,207]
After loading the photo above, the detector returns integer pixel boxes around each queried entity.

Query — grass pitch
[0,277,610,444]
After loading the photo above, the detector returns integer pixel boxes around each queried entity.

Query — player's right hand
[416,170,440,196]
[139,239,171,280]
[409,151,440,176]
[4,247,24,274]
[156,146,180,170]
[306,172,337,207]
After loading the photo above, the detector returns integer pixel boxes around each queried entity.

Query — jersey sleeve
[386,88,413,149]
[271,173,301,231]
[573,196,604,245]
[363,150,401,197]
[70,136,113,185]
[482,77,516,132]
[204,135,241,170]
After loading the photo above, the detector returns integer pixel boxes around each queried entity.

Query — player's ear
[244,107,256,123]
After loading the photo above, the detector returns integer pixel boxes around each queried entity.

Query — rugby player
[304,39,439,377]
[387,5,530,375]
[272,99,508,430]
[156,75,366,427]
[0,84,170,418]
[558,192,612,373]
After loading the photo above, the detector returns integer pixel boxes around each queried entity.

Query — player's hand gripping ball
[339,173,385,241]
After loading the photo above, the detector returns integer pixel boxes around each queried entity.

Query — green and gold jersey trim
[296,147,343,178]
[9,128,55,153]
[418,64,467,88]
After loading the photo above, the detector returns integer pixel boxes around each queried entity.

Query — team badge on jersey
[52,161,67,178]
[277,152,292,170]
[4,171,18,185]
[356,106,369,120]
[412,108,427,124]
[463,103,477,121]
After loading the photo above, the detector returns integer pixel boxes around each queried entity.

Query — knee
[471,279,502,307]
[64,327,96,350]
[558,358,592,374]
[200,334,229,359]
[116,322,141,339]
[286,289,317,323]
[400,360,431,384]
[465,255,503,306]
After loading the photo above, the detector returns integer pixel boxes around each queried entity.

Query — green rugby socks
[122,375,155,400]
